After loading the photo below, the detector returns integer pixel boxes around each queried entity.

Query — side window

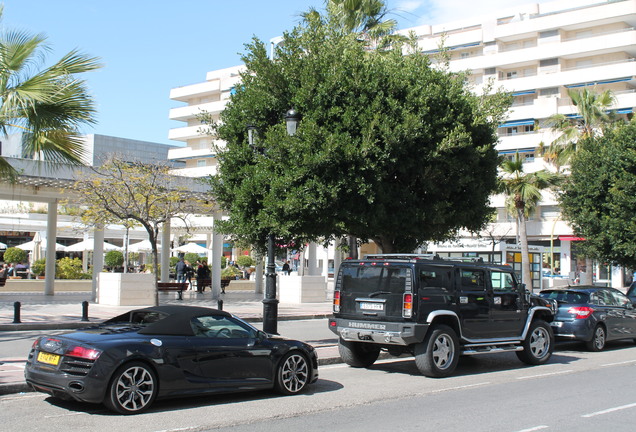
[592,290,614,306]
[460,270,486,292]
[419,266,451,290]
[609,290,631,307]
[191,315,254,338]
[491,271,516,292]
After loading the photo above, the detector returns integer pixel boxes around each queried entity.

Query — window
[591,290,615,306]
[539,30,559,39]
[190,315,255,338]
[485,67,496,75]
[419,266,451,290]
[460,270,486,291]
[540,58,559,67]
[609,290,632,307]
[197,159,207,167]
[539,87,559,97]
[491,271,515,292]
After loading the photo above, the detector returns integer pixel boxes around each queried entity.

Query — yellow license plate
[37,352,61,366]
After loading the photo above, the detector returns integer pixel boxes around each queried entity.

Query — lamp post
[249,109,299,334]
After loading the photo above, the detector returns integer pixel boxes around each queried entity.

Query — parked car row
[539,286,636,351]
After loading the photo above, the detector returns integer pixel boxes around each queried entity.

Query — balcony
[168,125,206,142]
[169,100,228,122]
[169,165,218,178]
[167,145,217,162]
[170,80,220,102]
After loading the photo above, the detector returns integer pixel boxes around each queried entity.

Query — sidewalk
[0,289,342,396]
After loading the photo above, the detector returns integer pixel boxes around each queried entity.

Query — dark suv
[328,254,555,377]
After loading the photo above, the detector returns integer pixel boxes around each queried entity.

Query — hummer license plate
[360,302,384,311]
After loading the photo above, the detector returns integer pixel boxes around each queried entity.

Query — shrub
[221,255,227,268]
[184,253,199,265]
[104,250,124,270]
[56,257,83,279]
[31,258,46,276]
[4,247,27,264]
[236,255,254,268]
[170,256,180,270]
[221,265,241,279]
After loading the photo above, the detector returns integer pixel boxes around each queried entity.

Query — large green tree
[499,153,561,288]
[0,6,101,178]
[207,6,509,254]
[560,122,636,268]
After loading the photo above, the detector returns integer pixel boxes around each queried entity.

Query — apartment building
[168,0,636,288]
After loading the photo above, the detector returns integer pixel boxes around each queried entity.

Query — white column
[161,221,170,282]
[44,200,58,296]
[255,256,263,294]
[92,227,104,302]
[211,215,223,298]
[611,266,624,289]
[561,240,572,278]
[307,242,320,276]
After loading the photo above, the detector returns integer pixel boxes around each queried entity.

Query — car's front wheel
[104,361,158,414]
[338,339,380,368]
[414,325,460,378]
[516,320,554,365]
[275,352,310,395]
[586,324,606,352]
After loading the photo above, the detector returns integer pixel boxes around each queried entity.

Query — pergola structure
[0,157,226,299]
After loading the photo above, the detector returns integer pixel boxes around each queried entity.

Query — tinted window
[341,266,409,295]
[419,266,451,290]
[191,315,254,339]
[591,290,616,306]
[460,270,486,292]
[609,290,631,307]
[540,290,589,304]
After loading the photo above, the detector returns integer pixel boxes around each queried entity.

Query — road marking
[516,370,573,380]
[582,402,636,418]
[514,426,549,432]
[601,359,636,367]
[430,382,491,393]
[154,428,198,432]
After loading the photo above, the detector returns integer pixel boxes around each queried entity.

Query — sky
[3,0,552,147]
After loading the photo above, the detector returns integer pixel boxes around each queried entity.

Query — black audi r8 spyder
[24,305,319,414]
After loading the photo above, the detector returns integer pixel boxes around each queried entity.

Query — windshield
[540,290,589,304]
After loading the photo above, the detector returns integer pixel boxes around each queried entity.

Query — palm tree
[499,153,561,289]
[0,6,101,179]
[304,0,399,48]
[545,88,616,167]
[546,88,617,284]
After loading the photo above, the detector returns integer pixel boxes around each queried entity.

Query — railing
[561,26,635,42]
[561,57,635,72]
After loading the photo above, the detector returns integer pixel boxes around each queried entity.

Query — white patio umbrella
[65,239,121,252]
[0,241,7,250]
[32,232,43,262]
[15,238,65,252]
[128,239,160,252]
[173,242,209,254]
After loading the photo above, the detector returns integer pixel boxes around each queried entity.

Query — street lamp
[248,109,299,334]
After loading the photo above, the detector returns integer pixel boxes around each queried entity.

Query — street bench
[157,282,188,300]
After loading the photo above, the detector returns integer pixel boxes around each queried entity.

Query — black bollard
[13,301,21,324]
[81,301,89,322]
[217,299,223,311]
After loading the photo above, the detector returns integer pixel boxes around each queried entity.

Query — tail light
[403,293,413,318]
[567,306,594,319]
[66,345,102,360]
[333,290,340,313]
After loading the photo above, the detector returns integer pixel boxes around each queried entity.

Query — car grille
[59,357,95,376]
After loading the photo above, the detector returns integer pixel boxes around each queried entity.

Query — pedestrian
[197,260,210,293]
[282,260,291,275]
[184,260,194,290]
[175,257,186,283]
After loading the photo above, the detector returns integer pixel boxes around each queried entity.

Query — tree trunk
[517,208,533,290]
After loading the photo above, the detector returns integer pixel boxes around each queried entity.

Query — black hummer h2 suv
[328,254,556,377]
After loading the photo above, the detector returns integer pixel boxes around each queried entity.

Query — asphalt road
[2,338,636,431]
